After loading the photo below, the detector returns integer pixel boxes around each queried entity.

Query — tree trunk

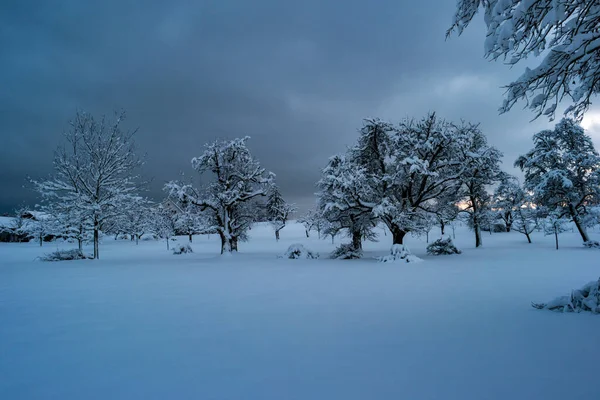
[78,238,83,252]
[275,230,280,241]
[231,236,238,252]
[554,228,559,250]
[135,235,139,245]
[305,229,310,238]
[219,232,227,254]
[474,224,482,248]
[426,230,429,243]
[39,235,42,247]
[93,228,99,259]
[189,233,193,243]
[351,230,362,250]
[391,226,407,245]
[569,204,590,243]
[525,232,532,244]
[440,220,445,236]
[166,237,170,250]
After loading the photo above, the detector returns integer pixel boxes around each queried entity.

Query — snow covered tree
[20,212,54,247]
[266,184,297,241]
[116,196,152,245]
[493,174,539,243]
[33,111,144,259]
[298,208,321,238]
[354,114,474,245]
[449,0,600,120]
[150,205,177,250]
[513,195,539,244]
[166,137,273,254]
[456,124,503,247]
[431,194,460,237]
[492,173,521,232]
[173,201,205,243]
[316,154,377,254]
[543,211,570,249]
[515,118,600,243]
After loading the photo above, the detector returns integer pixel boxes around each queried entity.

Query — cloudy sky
[2,0,600,214]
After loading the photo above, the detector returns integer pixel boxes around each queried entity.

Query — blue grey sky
[2,0,600,213]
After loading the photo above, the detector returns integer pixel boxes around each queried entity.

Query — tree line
[5,110,600,259]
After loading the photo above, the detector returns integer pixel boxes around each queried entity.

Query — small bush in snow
[532,278,600,313]
[40,249,90,262]
[281,244,319,259]
[172,243,193,255]
[426,238,462,256]
[379,244,422,263]
[330,243,363,259]
[583,240,600,249]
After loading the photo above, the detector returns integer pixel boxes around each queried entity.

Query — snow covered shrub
[281,244,319,259]
[532,278,600,314]
[379,244,422,263]
[172,243,193,255]
[583,241,600,249]
[426,238,461,255]
[40,249,90,261]
[330,243,362,259]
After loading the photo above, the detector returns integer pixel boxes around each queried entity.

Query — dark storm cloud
[2,0,598,213]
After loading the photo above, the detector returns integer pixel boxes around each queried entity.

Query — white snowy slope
[1,222,599,400]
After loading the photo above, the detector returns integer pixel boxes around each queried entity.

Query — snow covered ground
[1,222,599,400]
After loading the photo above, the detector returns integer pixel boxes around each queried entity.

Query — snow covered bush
[172,243,193,255]
[280,244,319,260]
[40,249,90,261]
[532,278,600,314]
[379,244,422,263]
[426,238,461,256]
[583,241,600,249]
[330,243,363,259]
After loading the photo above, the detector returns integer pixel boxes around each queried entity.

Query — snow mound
[280,244,319,259]
[532,278,600,313]
[427,237,462,255]
[330,243,363,259]
[379,244,422,263]
[172,243,193,255]
[583,240,600,249]
[39,249,91,261]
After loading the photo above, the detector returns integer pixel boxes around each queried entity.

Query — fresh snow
[1,221,599,400]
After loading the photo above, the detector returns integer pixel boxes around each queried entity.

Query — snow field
[1,222,599,400]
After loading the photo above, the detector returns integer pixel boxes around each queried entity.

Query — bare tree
[34,110,144,259]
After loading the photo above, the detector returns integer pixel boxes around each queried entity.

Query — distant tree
[266,184,296,241]
[431,194,460,237]
[493,174,539,243]
[448,0,600,120]
[493,173,520,233]
[116,197,152,245]
[33,110,144,259]
[515,118,600,243]
[457,128,503,247]
[173,201,205,243]
[20,212,54,247]
[298,209,321,238]
[543,211,570,250]
[150,205,177,250]
[166,137,273,254]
